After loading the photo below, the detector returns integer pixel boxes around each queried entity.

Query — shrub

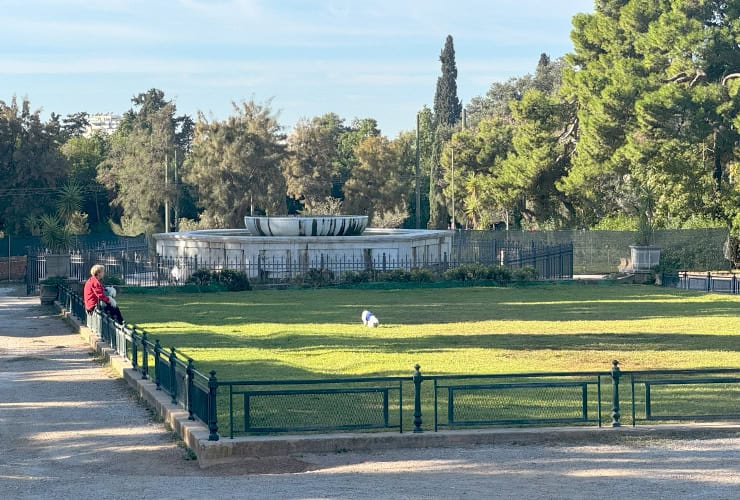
[442,264,512,283]
[511,266,538,282]
[215,269,251,291]
[40,276,68,286]
[486,265,512,282]
[340,270,366,284]
[102,275,125,286]
[410,268,435,283]
[302,268,335,287]
[186,268,250,291]
[380,269,412,282]
[187,268,215,286]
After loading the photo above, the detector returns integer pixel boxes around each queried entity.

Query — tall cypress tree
[433,35,462,126]
[429,35,460,228]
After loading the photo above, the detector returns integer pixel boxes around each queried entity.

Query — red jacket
[84,275,110,311]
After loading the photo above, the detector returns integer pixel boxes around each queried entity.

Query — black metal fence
[30,240,572,293]
[55,288,740,439]
[660,271,740,294]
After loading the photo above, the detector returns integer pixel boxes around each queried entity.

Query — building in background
[84,113,122,136]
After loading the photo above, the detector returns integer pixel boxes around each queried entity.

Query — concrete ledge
[56,302,740,469]
[57,303,212,466]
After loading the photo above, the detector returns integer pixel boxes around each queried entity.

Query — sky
[1,0,594,136]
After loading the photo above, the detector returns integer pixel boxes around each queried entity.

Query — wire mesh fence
[466,228,730,274]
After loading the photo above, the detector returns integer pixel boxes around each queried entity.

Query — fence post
[208,370,219,441]
[154,339,162,390]
[706,271,711,292]
[610,359,621,427]
[141,331,149,380]
[169,347,178,404]
[186,359,195,421]
[413,364,423,433]
[131,327,138,371]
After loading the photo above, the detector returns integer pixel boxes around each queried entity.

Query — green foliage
[343,135,408,223]
[98,91,189,235]
[340,270,371,284]
[442,264,512,282]
[511,266,538,282]
[217,269,251,291]
[301,268,335,287]
[433,35,462,127]
[283,113,344,210]
[187,269,214,286]
[592,214,639,231]
[40,276,68,286]
[102,275,125,286]
[409,267,435,283]
[39,214,73,252]
[185,100,287,227]
[0,97,69,235]
[186,268,251,291]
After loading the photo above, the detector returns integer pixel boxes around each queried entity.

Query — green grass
[123,283,740,434]
[126,283,740,379]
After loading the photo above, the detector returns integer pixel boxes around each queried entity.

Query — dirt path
[1,285,739,499]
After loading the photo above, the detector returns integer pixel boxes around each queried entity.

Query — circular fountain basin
[244,215,368,237]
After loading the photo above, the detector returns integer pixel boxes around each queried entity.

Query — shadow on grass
[150,332,740,357]
[124,286,739,327]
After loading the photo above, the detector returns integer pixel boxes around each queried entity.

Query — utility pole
[415,112,421,229]
[173,149,179,232]
[164,153,170,233]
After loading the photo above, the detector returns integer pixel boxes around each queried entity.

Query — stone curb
[55,302,740,469]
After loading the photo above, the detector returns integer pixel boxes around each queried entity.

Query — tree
[61,112,90,139]
[334,118,380,199]
[434,35,463,127]
[185,100,287,228]
[498,89,576,227]
[0,97,68,234]
[439,117,513,229]
[61,134,109,228]
[561,0,740,238]
[283,113,344,211]
[429,35,463,229]
[98,89,189,235]
[343,136,407,223]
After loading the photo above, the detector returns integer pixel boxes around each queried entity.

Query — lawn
[122,283,740,434]
[124,283,740,379]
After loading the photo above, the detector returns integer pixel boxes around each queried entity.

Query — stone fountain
[154,215,453,280]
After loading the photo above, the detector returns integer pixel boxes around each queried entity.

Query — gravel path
[1,285,739,499]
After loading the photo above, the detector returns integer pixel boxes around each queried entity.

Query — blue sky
[1,0,593,136]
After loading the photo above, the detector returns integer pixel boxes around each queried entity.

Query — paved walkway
[1,285,739,499]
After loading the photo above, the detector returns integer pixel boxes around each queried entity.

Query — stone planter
[40,284,58,305]
[629,245,661,271]
[44,254,71,278]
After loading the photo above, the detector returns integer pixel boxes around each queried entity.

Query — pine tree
[433,35,462,127]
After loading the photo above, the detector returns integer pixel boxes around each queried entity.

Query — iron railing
[628,368,740,425]
[660,271,740,295]
[58,285,219,441]
[430,371,604,431]
[29,239,573,293]
[221,377,405,438]
[55,288,740,439]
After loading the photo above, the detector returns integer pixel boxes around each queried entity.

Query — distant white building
[84,113,122,137]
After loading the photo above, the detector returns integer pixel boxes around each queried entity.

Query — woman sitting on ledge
[83,264,124,325]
